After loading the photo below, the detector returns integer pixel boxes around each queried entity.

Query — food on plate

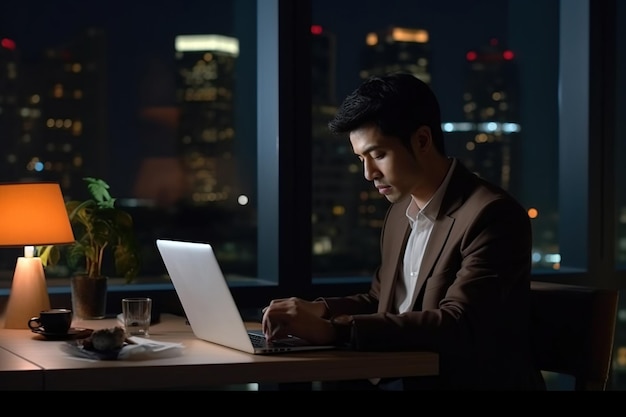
[85,326,127,351]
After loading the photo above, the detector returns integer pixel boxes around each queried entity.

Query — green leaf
[36,245,60,268]
[84,177,116,209]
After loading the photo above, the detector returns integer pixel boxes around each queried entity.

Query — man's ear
[411,125,432,153]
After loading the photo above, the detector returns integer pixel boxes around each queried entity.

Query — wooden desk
[0,346,43,390]
[0,314,438,390]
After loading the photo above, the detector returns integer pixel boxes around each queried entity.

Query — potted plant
[39,177,141,319]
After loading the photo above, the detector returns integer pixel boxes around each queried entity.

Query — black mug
[28,308,73,334]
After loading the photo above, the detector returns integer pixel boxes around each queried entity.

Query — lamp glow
[0,183,75,329]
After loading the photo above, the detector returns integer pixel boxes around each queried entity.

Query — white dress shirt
[395,158,456,313]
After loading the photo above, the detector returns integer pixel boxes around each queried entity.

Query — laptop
[156,239,337,354]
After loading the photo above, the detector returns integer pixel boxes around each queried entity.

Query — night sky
[2,0,508,119]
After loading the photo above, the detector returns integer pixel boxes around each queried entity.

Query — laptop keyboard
[248,332,298,348]
[248,332,267,348]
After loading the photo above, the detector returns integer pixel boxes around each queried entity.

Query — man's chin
[385,192,408,204]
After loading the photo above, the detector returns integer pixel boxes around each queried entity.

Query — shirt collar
[405,158,456,223]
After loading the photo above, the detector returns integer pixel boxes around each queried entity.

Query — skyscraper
[445,37,521,195]
[174,34,240,208]
[0,28,107,200]
[360,26,431,84]
[311,26,372,274]
[0,36,25,182]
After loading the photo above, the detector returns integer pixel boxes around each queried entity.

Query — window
[310,0,562,280]
[0,1,275,297]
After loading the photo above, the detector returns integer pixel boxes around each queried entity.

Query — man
[262,73,546,390]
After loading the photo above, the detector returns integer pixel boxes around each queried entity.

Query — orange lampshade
[0,182,75,247]
[0,182,75,329]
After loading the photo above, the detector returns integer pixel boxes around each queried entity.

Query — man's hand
[262,298,334,345]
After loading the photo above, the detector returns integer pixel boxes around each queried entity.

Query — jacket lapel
[378,196,411,313]
[412,162,471,305]
[414,215,454,295]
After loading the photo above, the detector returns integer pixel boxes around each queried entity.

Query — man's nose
[363,160,379,181]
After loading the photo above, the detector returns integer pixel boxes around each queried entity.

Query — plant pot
[70,275,108,319]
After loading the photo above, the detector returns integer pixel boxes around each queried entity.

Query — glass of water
[121,297,152,337]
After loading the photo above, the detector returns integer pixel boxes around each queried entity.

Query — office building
[360,26,431,84]
[0,28,107,200]
[174,34,241,209]
[445,38,521,194]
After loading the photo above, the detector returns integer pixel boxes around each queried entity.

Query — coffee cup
[28,308,73,334]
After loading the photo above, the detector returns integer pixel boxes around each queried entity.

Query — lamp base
[3,257,51,329]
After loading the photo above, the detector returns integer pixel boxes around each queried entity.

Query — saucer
[31,327,93,340]
[62,339,127,360]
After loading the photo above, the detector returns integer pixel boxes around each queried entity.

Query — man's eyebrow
[357,144,383,156]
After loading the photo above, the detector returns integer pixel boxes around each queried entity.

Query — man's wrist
[330,314,354,347]
[313,298,331,319]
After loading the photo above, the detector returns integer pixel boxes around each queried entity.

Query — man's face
[349,124,423,203]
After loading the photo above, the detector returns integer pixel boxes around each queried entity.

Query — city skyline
[0,1,562,273]
[1,1,513,199]
[312,0,509,119]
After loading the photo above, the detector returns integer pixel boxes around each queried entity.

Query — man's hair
[328,72,446,155]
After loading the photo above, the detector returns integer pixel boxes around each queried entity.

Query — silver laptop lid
[156,239,256,353]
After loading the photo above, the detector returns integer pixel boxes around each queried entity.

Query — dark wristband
[330,315,354,347]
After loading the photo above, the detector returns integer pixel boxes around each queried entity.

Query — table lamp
[0,182,75,329]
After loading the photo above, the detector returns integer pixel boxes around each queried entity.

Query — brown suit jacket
[322,160,546,390]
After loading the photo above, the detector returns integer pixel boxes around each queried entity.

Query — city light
[1,38,16,50]
[442,121,521,134]
[391,28,429,43]
[175,35,239,56]
[311,25,323,35]
[237,195,249,206]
